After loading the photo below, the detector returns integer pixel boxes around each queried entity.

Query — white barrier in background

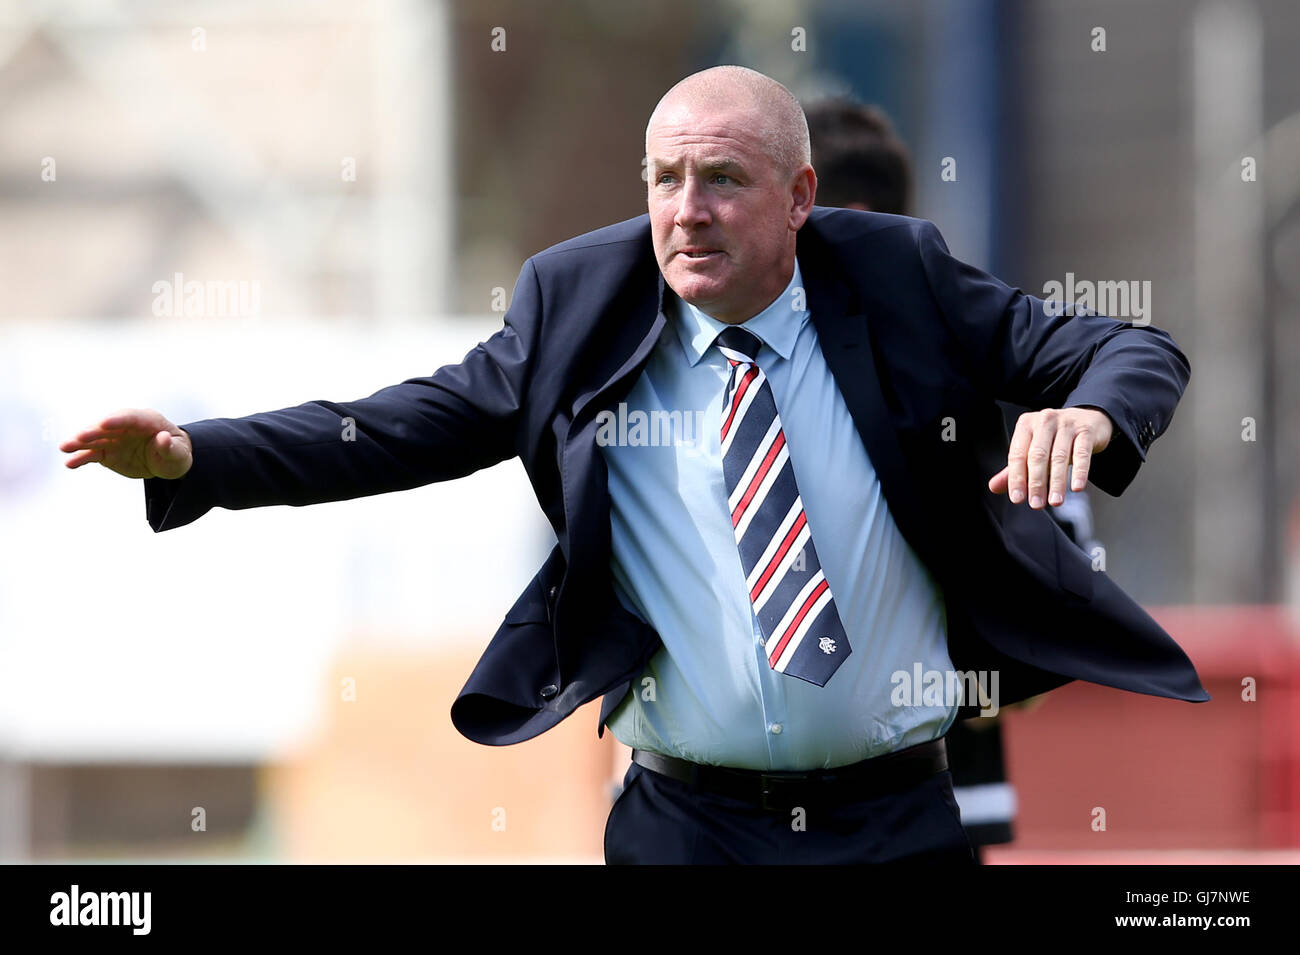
[0,318,554,762]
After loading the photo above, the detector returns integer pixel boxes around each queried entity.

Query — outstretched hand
[987,406,1113,508]
[59,409,193,480]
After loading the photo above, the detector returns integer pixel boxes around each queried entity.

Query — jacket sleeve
[914,219,1190,496]
[144,258,543,531]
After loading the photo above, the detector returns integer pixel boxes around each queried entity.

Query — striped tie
[716,326,852,687]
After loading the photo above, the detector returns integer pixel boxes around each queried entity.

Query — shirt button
[769,723,783,735]
[756,635,767,647]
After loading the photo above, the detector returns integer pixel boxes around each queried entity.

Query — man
[62,66,1205,864]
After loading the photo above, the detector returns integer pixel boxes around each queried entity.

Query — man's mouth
[680,249,722,260]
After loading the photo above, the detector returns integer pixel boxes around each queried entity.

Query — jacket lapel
[800,227,933,560]
[558,266,668,627]
[568,272,669,429]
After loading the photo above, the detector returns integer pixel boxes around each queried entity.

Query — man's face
[646,103,813,324]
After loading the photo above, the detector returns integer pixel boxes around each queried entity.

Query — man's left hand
[987,407,1113,508]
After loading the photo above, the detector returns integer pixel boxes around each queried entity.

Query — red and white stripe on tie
[715,326,852,686]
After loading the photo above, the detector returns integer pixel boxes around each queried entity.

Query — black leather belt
[631,737,948,812]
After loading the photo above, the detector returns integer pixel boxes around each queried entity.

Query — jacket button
[540,684,559,701]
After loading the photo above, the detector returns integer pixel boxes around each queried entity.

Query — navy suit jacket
[144,208,1208,747]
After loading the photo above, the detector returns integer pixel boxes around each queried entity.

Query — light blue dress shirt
[601,258,958,770]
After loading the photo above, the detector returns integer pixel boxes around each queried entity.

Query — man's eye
[656,174,676,185]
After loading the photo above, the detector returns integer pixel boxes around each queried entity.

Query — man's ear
[789,164,816,229]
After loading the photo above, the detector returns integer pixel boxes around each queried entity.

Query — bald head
[645,66,817,324]
[646,66,811,178]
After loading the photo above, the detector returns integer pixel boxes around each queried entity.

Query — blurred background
[1,0,1298,862]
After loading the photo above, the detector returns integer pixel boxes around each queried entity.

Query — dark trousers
[604,759,976,864]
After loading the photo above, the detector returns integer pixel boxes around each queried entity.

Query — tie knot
[715,327,762,364]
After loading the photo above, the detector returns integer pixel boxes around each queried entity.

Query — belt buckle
[759,771,809,812]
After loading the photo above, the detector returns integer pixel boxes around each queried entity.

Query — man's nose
[674,178,712,230]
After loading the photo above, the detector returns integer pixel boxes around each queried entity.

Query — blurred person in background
[805,98,913,219]
[62,65,1199,865]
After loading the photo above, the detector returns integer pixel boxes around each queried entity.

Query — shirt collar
[671,258,807,367]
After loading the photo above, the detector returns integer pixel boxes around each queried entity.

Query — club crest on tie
[819,636,837,654]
